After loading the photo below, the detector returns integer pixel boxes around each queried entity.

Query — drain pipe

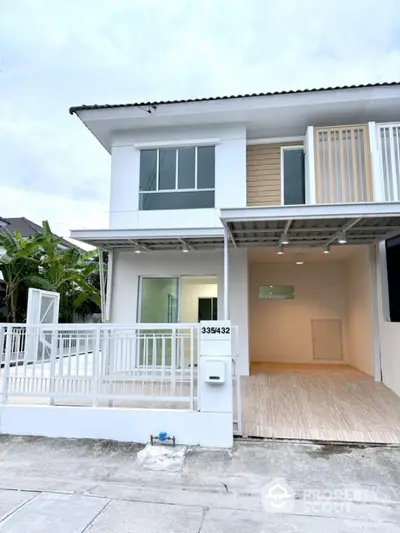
[223,224,229,320]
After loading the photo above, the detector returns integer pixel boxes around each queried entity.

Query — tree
[0,230,41,322]
[0,221,101,323]
[32,222,101,322]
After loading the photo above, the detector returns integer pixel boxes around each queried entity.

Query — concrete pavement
[0,436,399,531]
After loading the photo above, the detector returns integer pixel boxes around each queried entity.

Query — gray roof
[2,217,77,249]
[69,82,400,115]
[0,216,9,226]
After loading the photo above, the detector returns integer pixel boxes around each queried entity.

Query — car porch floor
[240,362,400,444]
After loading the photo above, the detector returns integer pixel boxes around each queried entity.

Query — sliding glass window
[139,146,215,210]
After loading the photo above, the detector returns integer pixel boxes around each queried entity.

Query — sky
[1,0,400,244]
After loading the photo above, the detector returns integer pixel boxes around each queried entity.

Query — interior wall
[180,278,218,323]
[249,261,349,364]
[346,247,374,376]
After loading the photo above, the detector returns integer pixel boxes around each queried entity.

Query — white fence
[377,123,400,201]
[0,323,200,410]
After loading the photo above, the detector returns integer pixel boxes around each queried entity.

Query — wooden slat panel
[314,125,372,204]
[246,142,300,206]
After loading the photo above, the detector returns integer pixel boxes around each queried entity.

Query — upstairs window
[282,146,305,205]
[139,146,215,210]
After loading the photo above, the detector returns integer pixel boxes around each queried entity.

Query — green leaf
[73,292,88,310]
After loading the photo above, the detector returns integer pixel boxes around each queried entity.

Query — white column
[105,249,114,322]
[223,224,229,320]
[98,247,106,323]
[198,321,234,447]
[305,126,316,204]
[370,243,382,381]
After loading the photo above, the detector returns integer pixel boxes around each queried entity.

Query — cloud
[1,0,400,239]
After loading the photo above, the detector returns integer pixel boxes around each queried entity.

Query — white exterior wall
[346,247,374,376]
[0,405,233,448]
[377,243,400,397]
[109,124,247,230]
[110,248,250,375]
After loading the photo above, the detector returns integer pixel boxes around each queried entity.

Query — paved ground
[0,436,400,531]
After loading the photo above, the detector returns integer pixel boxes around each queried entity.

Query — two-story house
[70,83,400,443]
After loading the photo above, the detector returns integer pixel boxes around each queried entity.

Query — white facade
[109,124,246,230]
[70,85,400,392]
[111,248,249,376]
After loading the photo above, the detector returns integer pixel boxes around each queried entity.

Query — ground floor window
[138,276,218,323]
[139,278,179,323]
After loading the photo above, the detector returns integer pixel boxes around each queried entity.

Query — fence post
[171,328,176,396]
[49,326,58,406]
[92,328,101,407]
[104,328,114,408]
[2,326,13,404]
[190,328,194,410]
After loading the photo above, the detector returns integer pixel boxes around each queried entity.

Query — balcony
[246,122,400,207]
[314,125,372,203]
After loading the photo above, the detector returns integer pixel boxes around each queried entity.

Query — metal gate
[26,288,60,361]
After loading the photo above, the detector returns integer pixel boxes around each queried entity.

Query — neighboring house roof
[69,81,400,114]
[2,217,77,249]
[0,217,9,228]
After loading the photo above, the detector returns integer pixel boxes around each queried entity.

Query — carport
[220,202,400,443]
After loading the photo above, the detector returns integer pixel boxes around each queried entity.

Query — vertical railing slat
[92,328,100,407]
[314,130,322,203]
[389,126,399,201]
[190,329,194,410]
[395,127,400,200]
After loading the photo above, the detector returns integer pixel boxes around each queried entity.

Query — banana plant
[0,221,102,323]
[0,230,42,322]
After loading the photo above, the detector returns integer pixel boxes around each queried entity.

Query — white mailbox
[204,359,226,384]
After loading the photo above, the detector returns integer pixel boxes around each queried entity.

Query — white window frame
[139,145,215,195]
[280,145,305,206]
[137,275,218,323]
[137,276,181,323]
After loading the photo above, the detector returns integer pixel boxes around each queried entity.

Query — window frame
[258,285,295,300]
[139,145,215,199]
[280,145,305,206]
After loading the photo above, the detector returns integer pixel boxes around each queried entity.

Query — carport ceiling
[227,216,400,247]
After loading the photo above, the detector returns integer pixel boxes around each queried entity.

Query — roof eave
[68,82,400,115]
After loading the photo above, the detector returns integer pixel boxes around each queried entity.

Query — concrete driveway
[0,436,399,532]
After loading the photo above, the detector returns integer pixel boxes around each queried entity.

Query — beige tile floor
[240,362,400,443]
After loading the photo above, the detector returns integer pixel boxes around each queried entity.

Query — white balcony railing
[314,125,373,204]
[377,123,400,202]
